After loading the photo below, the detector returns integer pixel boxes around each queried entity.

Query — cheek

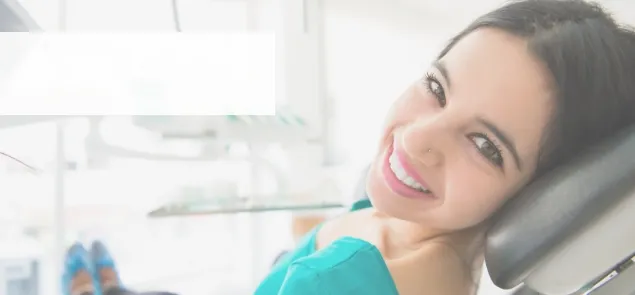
[378,86,421,147]
[442,165,512,227]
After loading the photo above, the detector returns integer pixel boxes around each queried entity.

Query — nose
[420,148,442,166]
[399,114,454,167]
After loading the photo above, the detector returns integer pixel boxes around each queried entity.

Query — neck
[370,210,447,248]
[386,217,448,246]
[373,209,487,255]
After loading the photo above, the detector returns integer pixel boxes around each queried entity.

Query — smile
[389,150,431,193]
[382,144,435,199]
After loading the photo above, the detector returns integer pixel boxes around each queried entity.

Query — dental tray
[147,197,344,217]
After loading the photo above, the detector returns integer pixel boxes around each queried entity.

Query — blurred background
[0,0,633,294]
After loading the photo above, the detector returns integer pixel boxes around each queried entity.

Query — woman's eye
[469,133,504,168]
[423,73,446,107]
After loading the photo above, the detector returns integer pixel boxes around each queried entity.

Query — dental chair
[272,126,635,294]
[484,125,635,295]
[344,125,635,295]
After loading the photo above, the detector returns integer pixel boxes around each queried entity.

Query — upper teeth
[389,151,430,193]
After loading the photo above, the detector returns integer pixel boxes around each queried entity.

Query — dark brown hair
[439,0,635,177]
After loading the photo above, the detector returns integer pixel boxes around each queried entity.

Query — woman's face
[367,28,554,230]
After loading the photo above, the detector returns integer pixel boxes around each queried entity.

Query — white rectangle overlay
[0,33,276,115]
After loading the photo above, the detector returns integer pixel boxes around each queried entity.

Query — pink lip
[393,145,431,188]
[382,143,435,199]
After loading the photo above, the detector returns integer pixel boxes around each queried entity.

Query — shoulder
[281,236,399,295]
[316,208,375,249]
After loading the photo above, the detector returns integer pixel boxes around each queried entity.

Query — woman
[256,0,635,294]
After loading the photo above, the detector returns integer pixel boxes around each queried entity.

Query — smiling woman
[369,27,555,231]
[255,1,635,294]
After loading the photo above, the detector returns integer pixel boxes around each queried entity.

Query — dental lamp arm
[86,117,289,194]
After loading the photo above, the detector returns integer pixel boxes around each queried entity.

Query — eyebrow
[432,61,521,171]
[475,118,523,171]
[432,60,452,90]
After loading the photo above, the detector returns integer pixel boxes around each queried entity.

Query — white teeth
[388,151,430,193]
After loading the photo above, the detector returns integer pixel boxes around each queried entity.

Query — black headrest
[485,125,635,289]
[0,0,40,32]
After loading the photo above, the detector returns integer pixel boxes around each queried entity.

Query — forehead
[440,28,554,169]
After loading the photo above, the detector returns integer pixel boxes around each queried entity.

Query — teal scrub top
[254,199,400,295]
